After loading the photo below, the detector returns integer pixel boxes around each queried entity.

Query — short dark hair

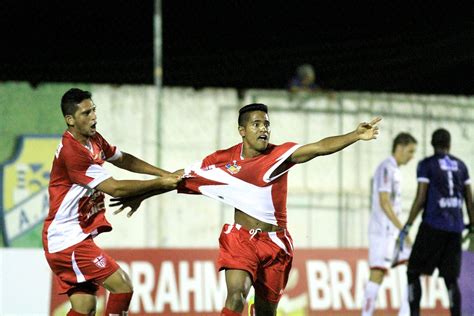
[431,128,450,149]
[392,132,417,153]
[61,88,92,116]
[238,103,268,126]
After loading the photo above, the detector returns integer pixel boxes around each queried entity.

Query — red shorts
[217,223,294,304]
[44,236,119,295]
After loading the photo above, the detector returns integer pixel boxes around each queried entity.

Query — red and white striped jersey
[42,131,122,253]
[178,142,301,228]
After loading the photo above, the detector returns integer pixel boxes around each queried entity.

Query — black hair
[431,128,450,149]
[238,103,268,126]
[392,132,417,153]
[61,88,92,116]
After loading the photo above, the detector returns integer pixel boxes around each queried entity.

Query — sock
[444,278,461,316]
[221,307,242,316]
[398,284,410,316]
[67,310,88,316]
[407,270,421,316]
[362,281,380,316]
[105,292,133,316]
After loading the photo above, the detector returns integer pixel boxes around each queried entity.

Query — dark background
[1,1,473,95]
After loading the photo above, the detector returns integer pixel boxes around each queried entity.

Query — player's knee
[369,269,385,284]
[103,269,134,293]
[226,290,246,310]
[70,294,97,314]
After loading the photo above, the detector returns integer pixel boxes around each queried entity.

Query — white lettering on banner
[117,260,225,313]
[155,261,180,312]
[306,259,449,311]
[131,261,156,312]
[328,260,354,309]
[306,260,332,310]
[116,257,448,313]
[354,260,369,309]
[179,261,203,311]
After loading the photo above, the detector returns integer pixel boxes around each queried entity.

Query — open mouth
[258,135,268,141]
[91,123,97,130]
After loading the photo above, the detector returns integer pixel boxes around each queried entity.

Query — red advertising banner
[50,248,449,315]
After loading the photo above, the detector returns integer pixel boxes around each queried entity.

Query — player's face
[399,143,417,165]
[240,111,271,153]
[67,99,97,138]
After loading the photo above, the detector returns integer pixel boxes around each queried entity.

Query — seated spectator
[288,64,321,92]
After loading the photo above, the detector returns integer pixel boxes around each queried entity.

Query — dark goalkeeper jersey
[416,153,471,233]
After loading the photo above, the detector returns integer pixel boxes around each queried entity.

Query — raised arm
[110,152,172,177]
[289,116,381,164]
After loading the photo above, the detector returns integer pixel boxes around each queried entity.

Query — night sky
[1,1,473,95]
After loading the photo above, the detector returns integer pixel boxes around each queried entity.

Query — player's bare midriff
[234,209,283,232]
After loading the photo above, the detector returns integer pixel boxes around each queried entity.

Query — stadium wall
[1,83,473,250]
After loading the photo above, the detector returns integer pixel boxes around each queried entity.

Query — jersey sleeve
[95,132,122,161]
[201,152,218,169]
[63,148,111,189]
[417,160,430,183]
[262,142,301,183]
[376,164,393,193]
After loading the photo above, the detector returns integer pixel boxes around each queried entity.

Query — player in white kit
[362,133,417,316]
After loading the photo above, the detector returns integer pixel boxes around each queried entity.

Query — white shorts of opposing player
[362,231,411,316]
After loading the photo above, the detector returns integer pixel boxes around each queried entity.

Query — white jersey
[369,156,402,234]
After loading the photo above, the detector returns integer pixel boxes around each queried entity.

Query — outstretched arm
[96,173,181,198]
[289,117,381,164]
[110,152,172,177]
[110,169,185,217]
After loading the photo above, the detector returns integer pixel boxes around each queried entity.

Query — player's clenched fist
[158,174,183,190]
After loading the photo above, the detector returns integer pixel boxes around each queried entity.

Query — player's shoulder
[270,142,299,152]
[205,143,241,163]
[214,143,241,156]
[418,155,435,166]
[448,154,468,170]
[90,131,107,145]
[376,156,396,171]
[58,132,89,161]
[262,142,298,158]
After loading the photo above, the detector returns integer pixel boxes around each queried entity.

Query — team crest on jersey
[93,254,107,268]
[225,160,241,175]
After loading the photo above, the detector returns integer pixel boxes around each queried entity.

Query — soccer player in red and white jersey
[113,103,381,316]
[42,88,181,316]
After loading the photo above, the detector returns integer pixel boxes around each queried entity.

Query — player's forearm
[113,152,171,176]
[406,201,423,225]
[290,131,359,163]
[380,201,404,230]
[100,177,176,198]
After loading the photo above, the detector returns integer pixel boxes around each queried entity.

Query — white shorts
[368,230,411,271]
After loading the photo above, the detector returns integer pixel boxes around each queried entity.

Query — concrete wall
[1,83,473,249]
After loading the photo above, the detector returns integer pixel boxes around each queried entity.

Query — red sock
[221,307,241,316]
[105,292,133,315]
[67,310,88,316]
